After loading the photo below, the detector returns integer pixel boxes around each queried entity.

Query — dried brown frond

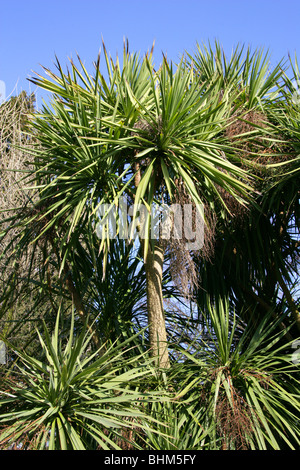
[226,110,268,156]
[215,387,255,450]
[200,203,217,262]
[167,237,198,299]
[173,177,217,259]
[226,109,290,174]
[208,368,261,450]
[162,177,218,298]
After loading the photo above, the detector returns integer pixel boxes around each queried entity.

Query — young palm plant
[0,306,168,450]
[172,299,300,450]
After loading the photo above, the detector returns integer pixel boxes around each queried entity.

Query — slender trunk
[144,242,170,368]
[134,159,169,367]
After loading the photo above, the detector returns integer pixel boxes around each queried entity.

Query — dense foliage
[0,41,299,450]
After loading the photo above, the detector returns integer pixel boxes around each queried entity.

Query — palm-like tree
[2,42,278,367]
[190,43,299,338]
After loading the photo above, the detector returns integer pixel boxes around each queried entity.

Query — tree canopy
[0,41,299,450]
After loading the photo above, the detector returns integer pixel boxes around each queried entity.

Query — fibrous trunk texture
[145,242,170,368]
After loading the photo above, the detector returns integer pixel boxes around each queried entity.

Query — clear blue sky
[1,0,300,106]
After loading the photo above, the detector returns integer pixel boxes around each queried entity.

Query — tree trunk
[144,242,170,368]
[134,159,169,367]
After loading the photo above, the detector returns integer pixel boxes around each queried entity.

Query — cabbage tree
[3,42,258,367]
